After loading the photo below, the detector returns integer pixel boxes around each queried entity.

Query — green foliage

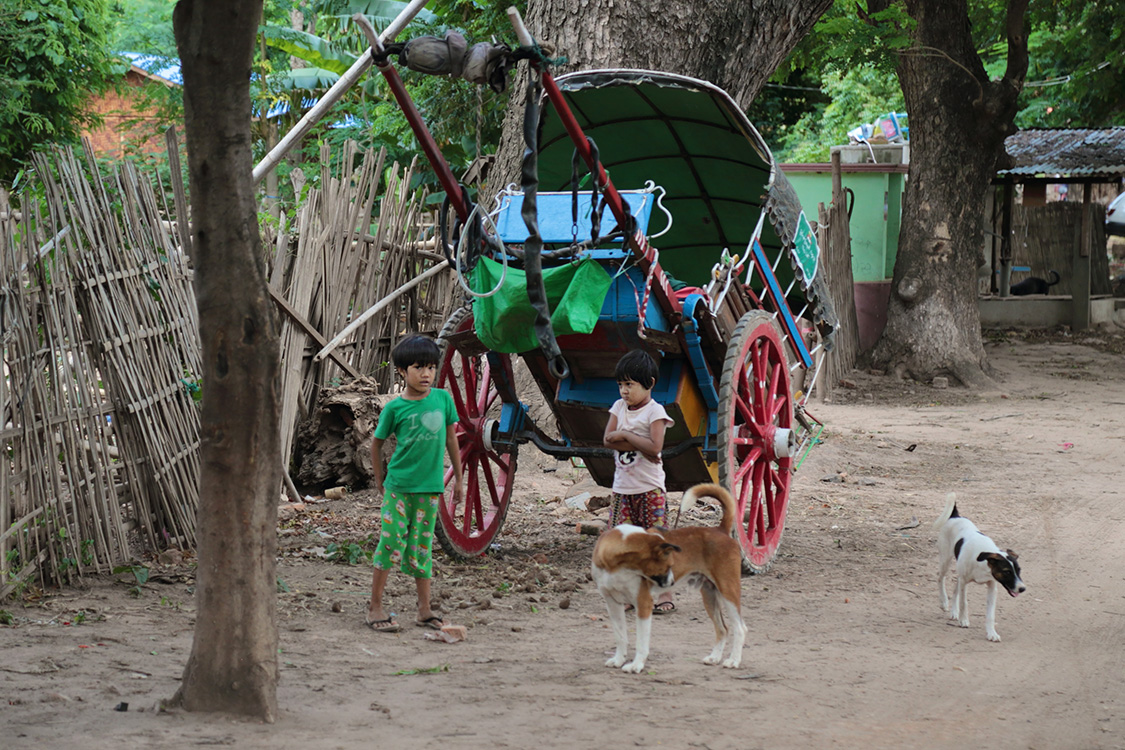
[796,2,913,76]
[752,0,1125,163]
[326,535,377,565]
[0,609,13,625]
[109,0,176,56]
[0,0,118,183]
[758,67,905,163]
[1017,3,1125,127]
[261,25,358,76]
[180,373,203,404]
[254,0,521,205]
[113,563,150,585]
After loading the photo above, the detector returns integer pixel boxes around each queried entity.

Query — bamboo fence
[1,140,457,599]
[268,142,457,463]
[0,146,201,597]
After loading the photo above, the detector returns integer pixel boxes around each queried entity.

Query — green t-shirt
[374,388,459,493]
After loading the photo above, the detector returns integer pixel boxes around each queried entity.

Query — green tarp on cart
[471,255,612,354]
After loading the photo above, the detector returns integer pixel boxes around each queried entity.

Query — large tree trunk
[491,0,833,185]
[171,0,281,721]
[869,0,1029,388]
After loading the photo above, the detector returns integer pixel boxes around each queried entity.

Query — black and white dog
[934,493,1026,641]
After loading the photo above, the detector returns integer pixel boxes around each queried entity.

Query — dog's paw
[605,654,627,668]
[720,657,742,669]
[621,660,646,674]
[703,654,722,666]
[986,631,1001,642]
[957,619,970,628]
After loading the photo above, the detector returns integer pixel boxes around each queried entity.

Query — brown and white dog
[591,483,746,673]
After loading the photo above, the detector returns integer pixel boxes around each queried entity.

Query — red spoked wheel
[435,307,518,561]
[717,310,795,573]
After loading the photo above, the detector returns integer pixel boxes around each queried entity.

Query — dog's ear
[658,542,682,556]
[977,552,1004,563]
[1006,549,1019,561]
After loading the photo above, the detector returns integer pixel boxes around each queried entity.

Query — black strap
[570,138,603,247]
[519,73,568,379]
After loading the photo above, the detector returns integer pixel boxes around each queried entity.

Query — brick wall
[82,69,180,160]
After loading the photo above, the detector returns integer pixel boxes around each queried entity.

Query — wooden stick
[268,285,362,379]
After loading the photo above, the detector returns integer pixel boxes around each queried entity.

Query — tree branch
[897,45,984,105]
[1002,0,1031,91]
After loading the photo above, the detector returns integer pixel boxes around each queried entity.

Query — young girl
[366,335,463,632]
[603,349,676,613]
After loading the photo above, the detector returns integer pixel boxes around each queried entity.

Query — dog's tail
[680,483,738,535]
[932,492,960,531]
[1047,269,1060,287]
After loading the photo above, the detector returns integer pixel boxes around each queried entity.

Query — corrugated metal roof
[120,52,182,86]
[998,127,1125,179]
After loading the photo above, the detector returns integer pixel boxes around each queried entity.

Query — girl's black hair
[614,349,658,389]
[391,334,441,369]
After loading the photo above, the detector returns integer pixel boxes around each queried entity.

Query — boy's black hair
[615,349,659,389]
[391,334,441,370]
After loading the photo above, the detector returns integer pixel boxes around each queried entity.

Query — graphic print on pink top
[609,398,674,494]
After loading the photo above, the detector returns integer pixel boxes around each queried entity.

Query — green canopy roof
[536,69,836,339]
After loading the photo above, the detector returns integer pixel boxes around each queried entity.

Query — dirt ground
[4,326,1125,750]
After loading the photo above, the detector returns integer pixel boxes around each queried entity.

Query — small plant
[326,536,377,565]
[495,581,512,594]
[393,664,450,676]
[127,586,143,598]
[72,610,87,625]
[113,563,150,586]
[0,609,13,625]
[80,539,94,566]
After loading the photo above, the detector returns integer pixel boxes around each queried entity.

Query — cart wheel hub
[481,418,499,453]
[769,426,796,460]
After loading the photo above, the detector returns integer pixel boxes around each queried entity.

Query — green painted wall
[781,168,905,283]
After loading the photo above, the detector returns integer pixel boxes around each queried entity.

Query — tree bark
[491,0,833,188]
[171,0,281,721]
[868,0,1029,388]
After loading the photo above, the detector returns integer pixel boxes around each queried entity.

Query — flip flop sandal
[653,601,675,614]
[365,616,401,633]
[415,616,445,630]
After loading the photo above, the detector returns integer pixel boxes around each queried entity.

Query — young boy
[603,349,676,613]
[366,334,463,632]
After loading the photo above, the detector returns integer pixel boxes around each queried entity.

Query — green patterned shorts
[372,489,440,578]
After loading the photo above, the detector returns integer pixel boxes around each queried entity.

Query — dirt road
[3,329,1124,749]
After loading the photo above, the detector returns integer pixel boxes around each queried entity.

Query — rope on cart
[453,202,509,299]
[634,246,659,341]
